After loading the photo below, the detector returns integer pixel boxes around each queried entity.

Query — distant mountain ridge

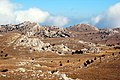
[0,21,71,38]
[0,21,120,46]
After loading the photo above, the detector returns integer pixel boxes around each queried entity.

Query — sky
[0,0,120,28]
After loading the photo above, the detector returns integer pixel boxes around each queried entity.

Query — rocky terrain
[67,24,120,45]
[67,24,99,32]
[0,22,120,80]
[0,21,71,38]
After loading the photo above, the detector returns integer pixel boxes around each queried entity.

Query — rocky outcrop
[113,28,120,33]
[14,35,49,51]
[0,21,72,54]
[89,47,101,53]
[34,28,70,38]
[51,44,72,54]
[13,35,72,54]
[99,28,119,36]
[0,21,71,38]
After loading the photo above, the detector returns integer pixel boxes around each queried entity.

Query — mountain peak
[67,23,99,32]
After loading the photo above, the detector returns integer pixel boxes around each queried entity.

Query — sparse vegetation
[1,69,8,72]
[0,22,119,80]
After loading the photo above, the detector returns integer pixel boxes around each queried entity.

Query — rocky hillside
[66,24,120,45]
[0,22,72,55]
[0,33,72,55]
[0,22,120,54]
[0,22,120,80]
[67,24,99,32]
[99,28,119,36]
[0,21,71,38]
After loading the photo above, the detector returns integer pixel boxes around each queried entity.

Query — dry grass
[0,33,119,80]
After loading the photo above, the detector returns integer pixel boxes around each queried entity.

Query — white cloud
[92,2,120,28]
[0,0,16,24]
[47,16,69,27]
[0,0,69,27]
[15,8,50,23]
[91,15,102,25]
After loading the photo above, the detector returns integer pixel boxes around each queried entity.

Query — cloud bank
[15,8,50,23]
[0,0,69,27]
[0,0,16,24]
[1,0,120,28]
[46,16,69,27]
[91,2,120,28]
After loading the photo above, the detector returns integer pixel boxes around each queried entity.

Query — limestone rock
[89,47,100,53]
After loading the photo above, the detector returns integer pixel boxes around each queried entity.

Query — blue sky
[0,0,120,28]
[12,0,120,18]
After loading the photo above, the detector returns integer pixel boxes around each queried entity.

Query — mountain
[0,21,71,38]
[67,24,99,32]
[0,22,119,80]
[0,22,72,54]
[66,24,120,45]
